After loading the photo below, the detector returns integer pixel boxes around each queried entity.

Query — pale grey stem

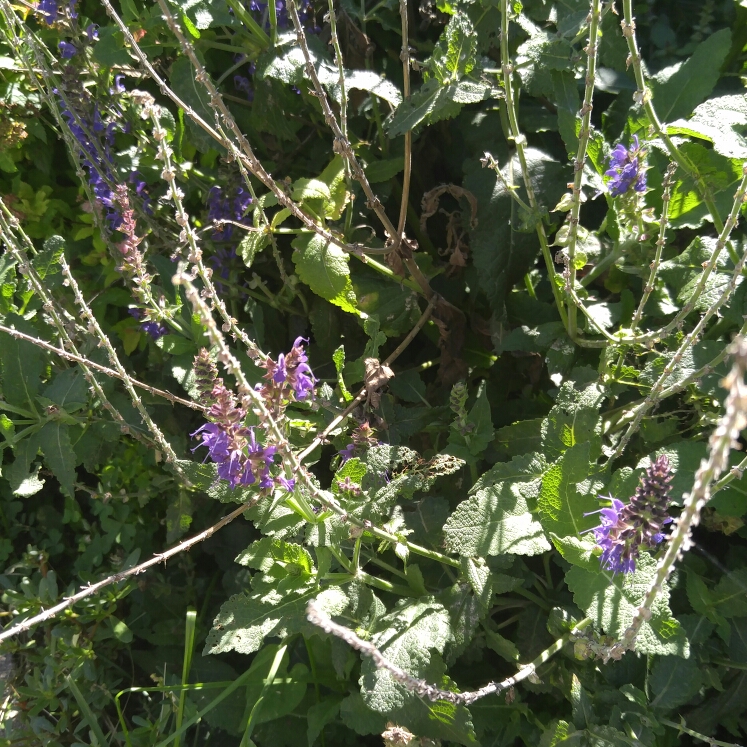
[611,169,747,460]
[566,0,601,340]
[0,323,206,413]
[631,162,677,331]
[604,336,747,662]
[146,103,263,361]
[0,502,253,643]
[306,600,591,705]
[396,0,411,243]
[59,256,186,477]
[286,0,398,241]
[99,0,363,257]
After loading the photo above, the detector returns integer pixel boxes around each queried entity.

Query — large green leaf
[464,151,568,314]
[538,442,601,539]
[386,78,494,138]
[204,585,347,655]
[650,29,731,123]
[443,453,551,557]
[292,234,357,314]
[0,315,45,408]
[38,422,77,497]
[566,553,690,657]
[360,598,452,712]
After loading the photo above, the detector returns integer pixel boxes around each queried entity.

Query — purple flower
[111,75,126,94]
[128,309,167,339]
[36,0,57,23]
[86,23,99,41]
[585,455,673,574]
[260,337,315,402]
[605,135,647,197]
[338,443,356,465]
[234,76,254,101]
[207,185,253,240]
[58,41,77,59]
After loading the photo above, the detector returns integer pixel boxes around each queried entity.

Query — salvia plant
[1,0,747,745]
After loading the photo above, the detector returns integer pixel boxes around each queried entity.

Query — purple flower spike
[258,337,316,405]
[605,135,647,197]
[86,23,99,41]
[585,455,674,574]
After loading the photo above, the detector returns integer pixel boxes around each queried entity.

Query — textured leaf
[447,384,494,460]
[205,585,347,655]
[667,144,743,229]
[292,234,357,314]
[178,0,234,28]
[651,29,731,123]
[364,157,404,184]
[431,13,477,82]
[34,235,65,280]
[465,151,568,313]
[538,442,600,539]
[238,230,270,268]
[170,57,220,153]
[550,534,599,573]
[541,381,604,461]
[443,453,551,557]
[0,315,45,408]
[306,698,342,747]
[639,341,724,393]
[649,657,703,709]
[360,598,452,711]
[566,553,690,657]
[386,78,494,137]
[42,368,87,412]
[339,692,387,736]
[38,422,77,496]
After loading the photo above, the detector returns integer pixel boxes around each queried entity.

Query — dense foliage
[1,0,747,744]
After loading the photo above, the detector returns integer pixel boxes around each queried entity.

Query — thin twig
[566,0,601,339]
[297,295,437,462]
[499,0,567,328]
[396,0,412,244]
[611,170,747,459]
[0,503,253,643]
[0,324,207,412]
[631,162,677,331]
[59,256,186,477]
[307,599,591,705]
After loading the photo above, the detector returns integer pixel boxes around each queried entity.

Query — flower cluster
[192,350,283,490]
[338,422,379,464]
[247,0,317,31]
[36,0,76,24]
[605,135,647,197]
[586,455,673,574]
[258,337,315,405]
[207,184,253,241]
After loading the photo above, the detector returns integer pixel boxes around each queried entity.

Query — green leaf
[667,143,743,229]
[431,13,477,83]
[386,78,495,138]
[364,158,404,184]
[541,381,604,461]
[92,26,131,66]
[650,29,731,123]
[239,230,270,268]
[550,534,599,573]
[538,442,601,539]
[566,553,690,657]
[331,345,353,402]
[235,537,314,581]
[446,384,494,459]
[38,422,77,496]
[317,155,348,220]
[464,151,568,313]
[170,57,222,153]
[306,698,342,747]
[650,657,703,709]
[339,692,387,736]
[494,418,543,460]
[292,234,358,314]
[42,368,87,412]
[553,70,580,156]
[360,598,452,712]
[205,585,347,655]
[570,674,595,728]
[443,453,551,557]
[34,235,65,280]
[388,369,426,404]
[332,457,367,493]
[0,315,45,408]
